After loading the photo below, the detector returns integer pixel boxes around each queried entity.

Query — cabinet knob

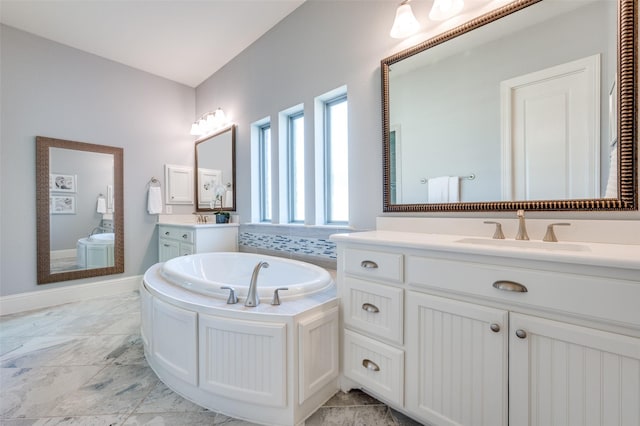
[492,280,528,293]
[165,231,170,236]
[362,359,380,372]
[490,323,501,333]
[362,303,380,313]
[360,260,378,269]
[182,234,188,239]
[515,329,527,339]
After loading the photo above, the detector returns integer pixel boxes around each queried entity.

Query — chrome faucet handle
[220,286,238,304]
[543,223,571,242]
[271,288,289,305]
[483,221,505,239]
[515,209,529,241]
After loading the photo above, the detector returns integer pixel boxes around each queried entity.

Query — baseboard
[0,275,142,316]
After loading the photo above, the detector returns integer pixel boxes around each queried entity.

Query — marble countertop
[330,230,640,271]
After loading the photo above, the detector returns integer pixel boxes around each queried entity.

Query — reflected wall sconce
[390,0,420,39]
[429,0,464,21]
[190,107,229,136]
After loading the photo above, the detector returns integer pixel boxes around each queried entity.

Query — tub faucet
[245,261,269,307]
[515,210,529,240]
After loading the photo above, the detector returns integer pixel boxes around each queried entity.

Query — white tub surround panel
[141,261,339,426]
[331,230,640,426]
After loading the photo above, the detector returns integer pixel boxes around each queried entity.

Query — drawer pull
[360,260,379,269]
[490,323,501,333]
[182,234,188,239]
[362,303,380,313]
[163,244,170,247]
[362,359,380,372]
[165,231,170,236]
[515,329,527,339]
[492,280,528,293]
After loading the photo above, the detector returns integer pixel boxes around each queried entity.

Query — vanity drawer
[159,226,194,243]
[343,330,404,406]
[344,248,403,283]
[407,256,640,328]
[344,277,403,344]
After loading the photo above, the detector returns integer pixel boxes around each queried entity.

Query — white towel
[605,143,618,198]
[428,176,460,203]
[147,186,163,214]
[224,190,233,208]
[96,196,107,214]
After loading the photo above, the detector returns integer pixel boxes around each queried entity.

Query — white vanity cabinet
[158,223,238,262]
[333,233,640,426]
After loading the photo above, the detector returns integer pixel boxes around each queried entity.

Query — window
[258,124,272,222]
[324,95,348,223]
[288,112,305,223]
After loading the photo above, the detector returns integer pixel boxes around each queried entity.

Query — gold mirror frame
[36,136,124,284]
[195,124,236,212]
[382,0,637,212]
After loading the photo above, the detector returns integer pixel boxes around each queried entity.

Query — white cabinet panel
[344,248,403,283]
[198,314,287,407]
[509,313,640,426]
[344,277,403,344]
[165,164,193,205]
[406,291,508,426]
[152,298,198,385]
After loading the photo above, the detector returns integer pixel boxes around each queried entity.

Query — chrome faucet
[88,227,102,238]
[244,261,269,307]
[515,210,529,240]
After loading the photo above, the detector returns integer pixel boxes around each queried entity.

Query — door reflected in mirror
[195,124,236,212]
[37,136,124,284]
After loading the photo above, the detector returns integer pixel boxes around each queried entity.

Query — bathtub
[141,252,338,426]
[76,233,115,268]
[160,252,333,301]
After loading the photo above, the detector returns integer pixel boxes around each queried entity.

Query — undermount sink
[456,237,591,252]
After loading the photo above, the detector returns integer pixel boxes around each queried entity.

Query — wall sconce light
[190,107,229,136]
[429,0,464,21]
[390,0,420,39]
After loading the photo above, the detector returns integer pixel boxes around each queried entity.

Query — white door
[406,292,509,426]
[509,313,640,426]
[501,55,600,200]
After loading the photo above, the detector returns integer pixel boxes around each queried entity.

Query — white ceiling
[0,0,305,87]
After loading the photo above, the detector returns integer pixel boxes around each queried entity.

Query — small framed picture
[50,173,77,193]
[50,195,76,214]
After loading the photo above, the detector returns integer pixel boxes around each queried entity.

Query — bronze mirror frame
[382,0,637,212]
[194,124,237,212]
[36,136,124,284]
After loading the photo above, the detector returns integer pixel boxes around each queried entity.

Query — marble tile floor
[0,291,423,426]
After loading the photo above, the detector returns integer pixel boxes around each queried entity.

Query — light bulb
[190,122,201,136]
[390,1,420,39]
[429,0,464,21]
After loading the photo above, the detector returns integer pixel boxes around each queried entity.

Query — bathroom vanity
[157,222,238,262]
[332,229,640,426]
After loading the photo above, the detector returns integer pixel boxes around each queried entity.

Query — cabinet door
[406,292,508,426]
[165,164,193,205]
[179,242,194,257]
[509,313,640,426]
[159,238,180,262]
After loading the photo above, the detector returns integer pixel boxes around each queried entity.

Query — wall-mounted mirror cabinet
[195,124,236,212]
[382,0,637,212]
[36,136,124,284]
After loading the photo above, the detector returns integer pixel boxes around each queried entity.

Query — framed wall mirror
[195,124,236,212]
[36,136,124,284]
[382,0,637,212]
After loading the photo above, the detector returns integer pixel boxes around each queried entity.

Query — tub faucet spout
[245,261,269,307]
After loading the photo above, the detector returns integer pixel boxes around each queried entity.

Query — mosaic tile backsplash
[239,231,337,259]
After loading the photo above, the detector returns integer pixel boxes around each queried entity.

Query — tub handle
[360,260,378,269]
[271,288,289,305]
[220,286,238,304]
[362,359,380,372]
[362,303,379,313]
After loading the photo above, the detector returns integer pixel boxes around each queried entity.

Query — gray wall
[195,0,638,230]
[0,25,195,296]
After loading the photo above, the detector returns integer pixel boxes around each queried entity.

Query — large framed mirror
[382,0,637,212]
[195,124,236,212]
[36,136,124,284]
